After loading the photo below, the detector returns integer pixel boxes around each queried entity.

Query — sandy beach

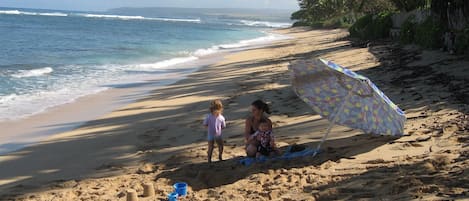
[1,27,468,201]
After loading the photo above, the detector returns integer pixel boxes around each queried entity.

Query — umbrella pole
[313,84,356,156]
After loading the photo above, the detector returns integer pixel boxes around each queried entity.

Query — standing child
[252,118,279,158]
[203,99,226,163]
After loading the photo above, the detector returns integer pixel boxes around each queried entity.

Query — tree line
[291,0,469,54]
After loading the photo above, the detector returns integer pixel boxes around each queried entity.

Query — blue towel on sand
[239,146,320,166]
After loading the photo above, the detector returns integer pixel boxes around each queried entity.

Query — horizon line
[0,6,298,13]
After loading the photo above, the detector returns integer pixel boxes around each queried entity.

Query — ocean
[0,7,293,121]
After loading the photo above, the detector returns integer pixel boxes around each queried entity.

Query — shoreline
[0,27,289,189]
[1,27,468,200]
[0,71,181,154]
[0,56,212,155]
[0,31,290,155]
[0,26,347,195]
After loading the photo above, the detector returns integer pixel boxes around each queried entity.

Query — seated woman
[245,99,273,157]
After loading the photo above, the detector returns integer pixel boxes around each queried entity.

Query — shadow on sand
[1,29,467,200]
[154,134,397,191]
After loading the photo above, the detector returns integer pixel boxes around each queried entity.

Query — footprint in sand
[390,142,419,150]
[95,163,124,171]
[363,158,387,164]
[136,163,155,174]
[168,135,180,141]
[139,134,161,143]
[138,127,167,143]
[443,124,459,134]
[155,144,172,149]
[228,134,243,139]
[189,119,207,129]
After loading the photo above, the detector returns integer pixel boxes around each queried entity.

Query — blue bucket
[173,182,188,196]
[167,192,178,201]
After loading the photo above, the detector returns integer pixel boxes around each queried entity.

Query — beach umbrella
[289,58,405,154]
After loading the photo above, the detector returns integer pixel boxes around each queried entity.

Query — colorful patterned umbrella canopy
[289,58,405,151]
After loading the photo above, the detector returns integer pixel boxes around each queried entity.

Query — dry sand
[0,27,468,201]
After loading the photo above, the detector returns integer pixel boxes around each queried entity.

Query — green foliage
[323,15,355,28]
[292,21,311,27]
[291,0,396,28]
[291,0,468,54]
[391,0,428,11]
[290,10,307,20]
[399,15,444,48]
[349,12,393,39]
[292,18,351,29]
[455,27,469,54]
[370,12,394,38]
[309,22,327,29]
[400,15,417,43]
[349,14,373,38]
[414,17,443,48]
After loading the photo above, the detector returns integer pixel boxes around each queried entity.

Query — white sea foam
[240,20,291,28]
[0,63,121,121]
[129,33,289,70]
[0,60,198,121]
[0,87,107,121]
[193,47,220,57]
[78,13,200,22]
[38,12,68,17]
[11,67,53,78]
[0,31,291,121]
[0,10,21,15]
[235,33,293,46]
[0,10,201,22]
[1,55,201,121]
[193,32,293,56]
[149,17,201,23]
[80,13,145,20]
[136,56,199,70]
[0,10,67,17]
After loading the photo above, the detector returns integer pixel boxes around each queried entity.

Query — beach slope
[1,28,468,200]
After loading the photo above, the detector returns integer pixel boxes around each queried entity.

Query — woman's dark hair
[259,118,269,124]
[251,99,271,114]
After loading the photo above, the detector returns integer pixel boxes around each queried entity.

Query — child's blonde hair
[210,99,223,115]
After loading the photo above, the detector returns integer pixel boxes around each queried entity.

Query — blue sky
[0,0,299,11]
